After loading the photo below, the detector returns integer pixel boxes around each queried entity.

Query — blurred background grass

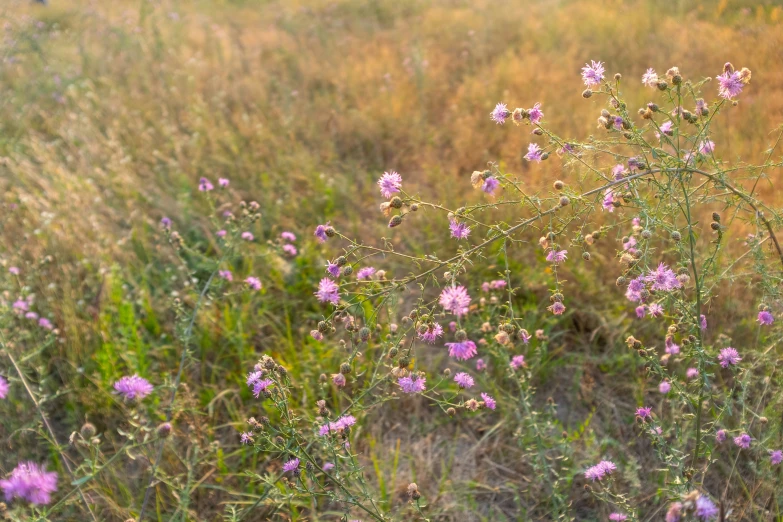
[1,0,782,519]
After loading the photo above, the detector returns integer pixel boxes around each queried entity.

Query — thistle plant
[238,61,783,520]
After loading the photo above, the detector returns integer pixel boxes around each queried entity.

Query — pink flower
[581,60,605,87]
[453,372,474,389]
[398,375,426,394]
[241,232,254,241]
[245,277,262,291]
[528,103,544,124]
[315,278,340,304]
[377,171,402,199]
[281,231,296,242]
[734,432,751,449]
[641,68,658,87]
[219,270,233,281]
[659,381,671,394]
[198,177,214,192]
[546,249,568,265]
[510,355,526,370]
[524,143,544,162]
[475,359,486,371]
[332,374,346,387]
[218,178,229,188]
[0,376,8,399]
[282,458,300,473]
[114,375,154,401]
[0,461,58,505]
[439,286,471,317]
[718,347,741,368]
[757,310,774,325]
[490,102,510,124]
[446,340,477,360]
[481,393,496,410]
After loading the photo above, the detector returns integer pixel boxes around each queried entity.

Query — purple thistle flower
[319,415,357,436]
[315,278,340,304]
[245,277,262,291]
[602,190,615,212]
[625,277,645,302]
[649,303,664,317]
[418,323,444,344]
[377,171,402,198]
[240,432,253,444]
[490,280,507,289]
[282,244,298,256]
[218,178,229,188]
[636,406,652,419]
[449,220,471,240]
[646,263,681,292]
[398,375,426,394]
[38,318,53,330]
[770,450,783,465]
[528,102,544,124]
[613,116,623,130]
[246,371,263,387]
[25,312,39,320]
[659,381,671,394]
[700,314,707,330]
[490,102,510,124]
[454,372,474,389]
[560,143,576,155]
[281,231,296,242]
[641,68,658,87]
[718,347,741,368]
[686,368,699,380]
[282,458,300,473]
[326,262,341,278]
[665,337,680,355]
[612,164,626,179]
[609,514,628,522]
[476,359,486,371]
[332,373,346,387]
[717,70,743,99]
[695,495,719,520]
[584,460,616,481]
[160,217,172,229]
[439,285,471,317]
[219,270,233,281]
[314,224,328,243]
[356,267,376,280]
[734,433,751,449]
[12,300,28,312]
[113,375,154,401]
[216,229,227,238]
[699,140,716,155]
[757,310,774,325]
[666,502,683,522]
[446,340,477,360]
[548,301,566,315]
[241,232,254,241]
[310,330,324,341]
[546,249,568,265]
[198,177,214,192]
[716,429,727,443]
[581,60,605,87]
[656,121,673,139]
[0,462,58,505]
[519,329,531,344]
[510,355,526,370]
[635,305,646,319]
[323,462,335,471]
[252,379,274,398]
[524,143,544,162]
[481,392,496,410]
[0,376,8,399]
[482,176,500,195]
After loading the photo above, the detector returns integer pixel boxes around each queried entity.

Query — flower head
[602,189,615,212]
[218,178,229,188]
[490,102,510,124]
[718,347,741,368]
[581,60,605,87]
[649,303,664,317]
[282,458,300,473]
[453,372,474,389]
[635,406,652,420]
[641,68,658,87]
[160,217,171,229]
[524,143,544,162]
[476,358,486,371]
[38,318,53,330]
[439,286,471,317]
[0,462,58,505]
[198,177,214,192]
[716,429,727,443]
[717,70,743,99]
[659,381,671,394]
[0,376,8,399]
[356,267,376,280]
[666,502,683,522]
[770,450,783,465]
[398,375,426,394]
[281,231,296,242]
[546,249,568,265]
[758,310,774,325]
[113,375,153,401]
[378,171,402,199]
[326,262,341,278]
[695,495,719,520]
[418,323,444,344]
[245,277,262,291]
[314,224,329,243]
[282,244,298,256]
[734,432,751,449]
[332,373,346,387]
[482,177,500,195]
[548,301,566,315]
[699,140,716,155]
[700,314,707,330]
[316,278,340,304]
[584,460,616,481]
[686,368,699,380]
[481,393,496,410]
[219,270,233,281]
[646,263,681,292]
[241,232,254,241]
[449,220,471,240]
[510,355,526,370]
[528,103,544,124]
[252,379,274,397]
[609,514,628,522]
[446,340,477,360]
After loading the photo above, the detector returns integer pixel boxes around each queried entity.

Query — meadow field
[2,0,783,520]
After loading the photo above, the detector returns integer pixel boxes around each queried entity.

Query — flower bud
[388,215,402,228]
[390,197,403,209]
[325,226,336,237]
[582,89,593,98]
[80,423,97,438]
[582,252,591,261]
[553,180,564,190]
[157,422,172,438]
[340,362,351,374]
[671,231,681,242]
